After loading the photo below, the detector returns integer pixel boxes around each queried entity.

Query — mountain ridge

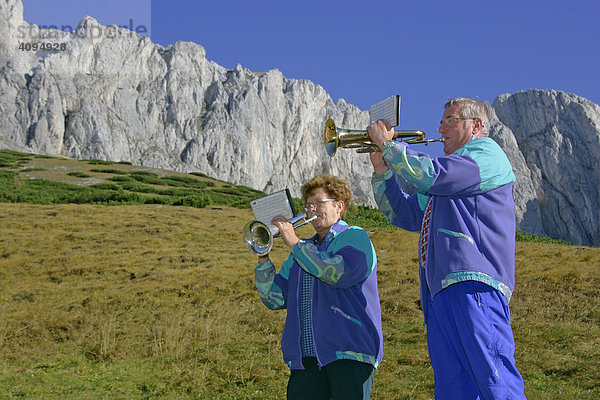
[1,0,598,245]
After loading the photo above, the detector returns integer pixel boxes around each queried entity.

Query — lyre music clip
[369,95,400,127]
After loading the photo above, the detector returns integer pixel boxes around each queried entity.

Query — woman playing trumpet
[254,174,383,400]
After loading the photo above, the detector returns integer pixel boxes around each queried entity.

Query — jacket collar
[312,219,349,246]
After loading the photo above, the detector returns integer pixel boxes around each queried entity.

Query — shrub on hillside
[172,194,210,208]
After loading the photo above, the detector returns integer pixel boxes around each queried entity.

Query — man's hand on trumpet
[367,119,393,174]
[369,150,389,175]
[367,119,395,149]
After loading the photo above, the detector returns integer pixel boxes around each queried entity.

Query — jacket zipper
[309,274,321,368]
[421,198,433,300]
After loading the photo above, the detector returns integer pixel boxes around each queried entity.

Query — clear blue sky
[22,0,600,157]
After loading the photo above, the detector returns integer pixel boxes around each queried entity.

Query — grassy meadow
[0,150,599,399]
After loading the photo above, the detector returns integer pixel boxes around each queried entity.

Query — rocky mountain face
[1,0,599,246]
[493,91,600,246]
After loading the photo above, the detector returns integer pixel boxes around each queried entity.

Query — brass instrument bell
[324,118,443,156]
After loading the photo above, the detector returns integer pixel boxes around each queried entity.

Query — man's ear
[473,118,484,136]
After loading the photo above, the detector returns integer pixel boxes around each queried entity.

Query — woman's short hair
[301,174,352,219]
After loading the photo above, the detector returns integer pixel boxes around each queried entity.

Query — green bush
[142,196,174,205]
[346,205,397,230]
[212,186,262,197]
[0,171,17,200]
[107,176,135,183]
[90,168,128,175]
[130,171,158,177]
[129,171,162,185]
[67,171,91,178]
[162,175,202,185]
[160,176,215,189]
[20,168,46,172]
[172,194,210,208]
[84,159,117,165]
[89,183,123,191]
[0,173,140,205]
[71,189,141,205]
[0,150,32,167]
[118,182,161,194]
[516,231,571,245]
[154,187,202,196]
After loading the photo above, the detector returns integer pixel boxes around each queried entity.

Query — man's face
[438,104,474,155]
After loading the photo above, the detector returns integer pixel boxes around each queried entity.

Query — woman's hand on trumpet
[271,215,300,248]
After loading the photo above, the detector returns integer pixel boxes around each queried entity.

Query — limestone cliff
[1,0,598,245]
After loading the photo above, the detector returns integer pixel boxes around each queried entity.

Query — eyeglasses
[439,117,476,128]
[304,198,336,212]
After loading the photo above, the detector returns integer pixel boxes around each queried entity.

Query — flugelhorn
[242,213,317,256]
[324,118,444,156]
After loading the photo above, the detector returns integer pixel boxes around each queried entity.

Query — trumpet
[324,118,444,156]
[242,213,317,256]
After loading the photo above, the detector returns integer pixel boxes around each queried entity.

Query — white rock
[1,0,599,245]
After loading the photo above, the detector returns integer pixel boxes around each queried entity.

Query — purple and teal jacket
[254,219,383,370]
[372,137,517,320]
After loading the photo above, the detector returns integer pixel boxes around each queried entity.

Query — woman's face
[305,187,343,238]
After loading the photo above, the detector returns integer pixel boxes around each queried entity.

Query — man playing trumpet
[254,174,383,400]
[368,97,527,399]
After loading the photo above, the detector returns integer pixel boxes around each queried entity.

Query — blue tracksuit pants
[426,281,527,399]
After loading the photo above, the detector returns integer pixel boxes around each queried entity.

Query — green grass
[0,203,597,399]
[89,168,129,175]
[0,149,574,241]
[0,150,261,210]
[516,230,571,245]
[67,171,92,178]
[0,149,596,399]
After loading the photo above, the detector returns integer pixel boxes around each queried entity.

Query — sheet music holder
[249,189,296,229]
[369,95,400,127]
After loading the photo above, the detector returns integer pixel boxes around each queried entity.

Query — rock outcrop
[1,0,599,245]
[493,90,600,246]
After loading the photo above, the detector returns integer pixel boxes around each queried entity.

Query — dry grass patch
[0,203,599,399]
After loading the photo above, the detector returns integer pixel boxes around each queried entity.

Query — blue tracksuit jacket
[372,137,517,320]
[254,219,383,370]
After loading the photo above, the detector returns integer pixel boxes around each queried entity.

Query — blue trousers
[287,358,375,400]
[426,281,526,399]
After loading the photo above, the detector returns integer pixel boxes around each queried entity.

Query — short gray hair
[444,97,492,136]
